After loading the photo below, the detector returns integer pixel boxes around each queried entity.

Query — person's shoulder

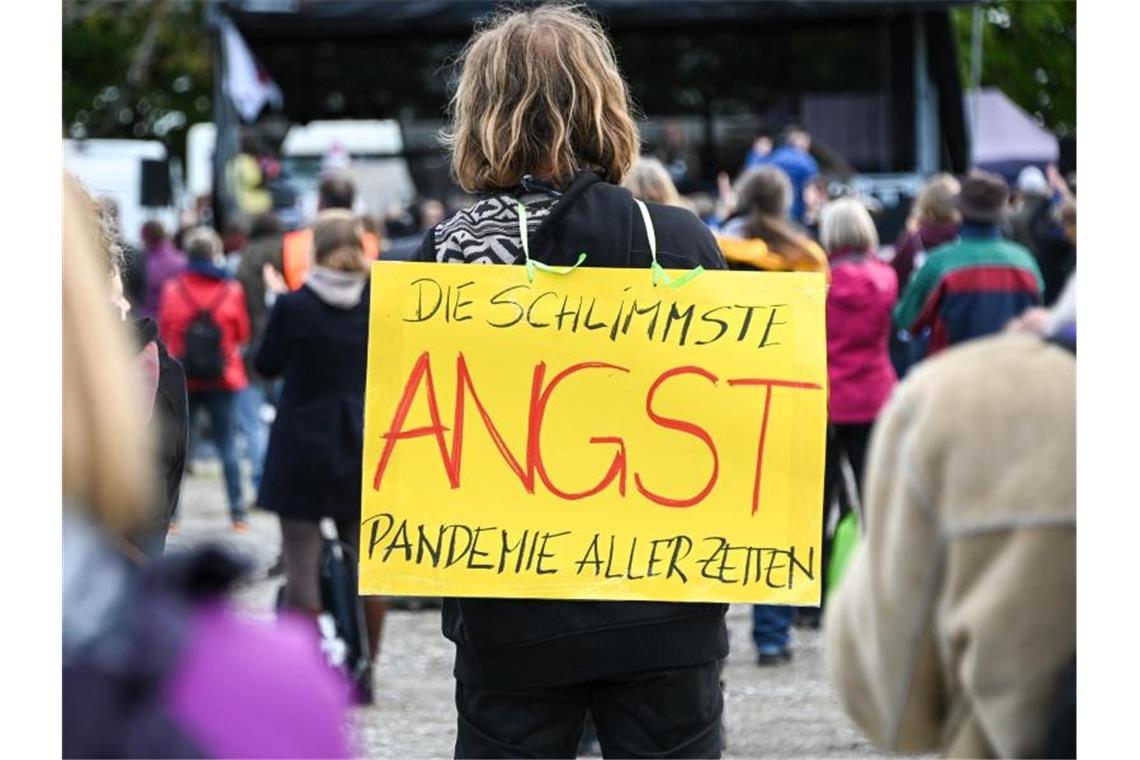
[639,200,716,244]
[278,286,315,311]
[413,226,440,262]
[912,332,1072,397]
[994,238,1038,265]
[921,237,964,266]
[645,201,726,268]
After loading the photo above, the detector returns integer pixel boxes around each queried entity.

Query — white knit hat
[1017,165,1048,197]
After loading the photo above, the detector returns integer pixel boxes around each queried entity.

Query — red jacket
[826,250,898,423]
[158,267,250,392]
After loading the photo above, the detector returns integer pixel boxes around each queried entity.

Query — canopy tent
[965,87,1059,180]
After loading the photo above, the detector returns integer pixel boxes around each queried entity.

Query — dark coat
[892,221,958,289]
[416,171,731,690]
[236,233,284,381]
[254,284,370,522]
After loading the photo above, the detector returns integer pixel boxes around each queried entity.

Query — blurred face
[804,183,825,214]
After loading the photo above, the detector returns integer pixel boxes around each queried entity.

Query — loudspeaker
[140,159,172,207]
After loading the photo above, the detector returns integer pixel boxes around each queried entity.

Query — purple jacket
[63,518,352,759]
[826,250,899,424]
[142,240,187,319]
[891,222,958,289]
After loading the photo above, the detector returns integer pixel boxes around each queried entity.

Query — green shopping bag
[826,511,860,597]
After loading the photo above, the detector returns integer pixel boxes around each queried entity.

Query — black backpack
[177,280,230,381]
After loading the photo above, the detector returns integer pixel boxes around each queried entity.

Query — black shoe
[757,649,793,666]
[794,609,822,630]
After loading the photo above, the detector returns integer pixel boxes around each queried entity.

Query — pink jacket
[826,251,898,423]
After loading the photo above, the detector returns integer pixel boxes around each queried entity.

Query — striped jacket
[893,233,1043,357]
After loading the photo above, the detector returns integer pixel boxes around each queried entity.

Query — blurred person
[1007,165,1049,249]
[158,226,251,530]
[656,119,699,186]
[255,210,387,688]
[716,165,828,664]
[139,219,186,320]
[221,215,251,264]
[419,197,447,229]
[811,199,897,621]
[380,202,425,261]
[623,155,694,210]
[717,165,830,279]
[279,175,380,290]
[892,173,960,288]
[415,5,729,756]
[801,175,830,238]
[63,177,353,759]
[686,192,718,225]
[743,125,820,224]
[893,170,1042,360]
[234,212,285,501]
[232,135,273,216]
[824,327,1075,757]
[1007,197,1076,345]
[1007,165,1073,306]
[383,202,417,239]
[360,212,381,238]
[72,177,189,554]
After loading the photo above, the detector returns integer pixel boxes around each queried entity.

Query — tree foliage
[953,1,1076,136]
[62,0,1077,162]
[62,0,212,156]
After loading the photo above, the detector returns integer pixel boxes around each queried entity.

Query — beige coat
[824,333,1075,758]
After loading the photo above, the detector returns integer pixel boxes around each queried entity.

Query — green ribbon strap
[634,199,704,289]
[517,201,587,282]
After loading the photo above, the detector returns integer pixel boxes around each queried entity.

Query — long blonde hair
[443,3,640,192]
[910,173,961,228]
[63,177,153,534]
[735,166,821,269]
[623,156,690,209]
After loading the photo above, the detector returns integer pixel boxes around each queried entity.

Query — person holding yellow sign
[409,5,731,757]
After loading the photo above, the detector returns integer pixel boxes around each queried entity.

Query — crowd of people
[63,4,1075,758]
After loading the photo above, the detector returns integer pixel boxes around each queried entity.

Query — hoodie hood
[305,265,368,309]
[420,170,727,281]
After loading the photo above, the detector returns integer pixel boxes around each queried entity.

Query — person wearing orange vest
[281,175,381,290]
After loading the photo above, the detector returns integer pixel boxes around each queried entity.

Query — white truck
[63,138,180,249]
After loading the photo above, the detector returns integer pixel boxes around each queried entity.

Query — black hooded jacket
[132,318,188,555]
[415,171,730,690]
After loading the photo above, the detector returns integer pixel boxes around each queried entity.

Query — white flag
[220,18,283,122]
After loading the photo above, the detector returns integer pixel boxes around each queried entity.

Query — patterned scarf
[433,193,556,264]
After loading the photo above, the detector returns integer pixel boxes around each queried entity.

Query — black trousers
[454,662,723,759]
[818,422,873,607]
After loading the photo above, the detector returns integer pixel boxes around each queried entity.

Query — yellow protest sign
[359,262,827,604]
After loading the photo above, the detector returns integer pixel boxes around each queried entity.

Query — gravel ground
[169,462,888,759]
